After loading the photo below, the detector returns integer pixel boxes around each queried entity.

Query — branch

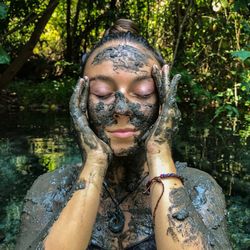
[0,0,59,90]
[172,0,193,68]
[1,13,39,40]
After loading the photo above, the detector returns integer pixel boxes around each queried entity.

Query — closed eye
[94,93,114,100]
[135,93,154,99]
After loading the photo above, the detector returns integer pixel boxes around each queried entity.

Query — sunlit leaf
[231,50,250,61]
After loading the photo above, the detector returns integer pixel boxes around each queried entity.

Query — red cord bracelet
[143,173,184,224]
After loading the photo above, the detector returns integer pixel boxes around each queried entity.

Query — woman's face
[84,41,160,156]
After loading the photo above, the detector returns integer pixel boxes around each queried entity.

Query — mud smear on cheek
[128,102,158,148]
[88,100,116,144]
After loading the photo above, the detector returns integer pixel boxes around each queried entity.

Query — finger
[152,65,164,104]
[80,76,89,113]
[69,78,85,115]
[162,64,170,88]
[169,74,181,106]
[141,130,150,142]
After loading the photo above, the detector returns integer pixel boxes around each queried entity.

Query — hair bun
[105,19,140,36]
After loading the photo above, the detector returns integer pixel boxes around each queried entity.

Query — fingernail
[152,64,158,73]
[79,77,84,83]
[176,74,181,80]
[163,64,169,71]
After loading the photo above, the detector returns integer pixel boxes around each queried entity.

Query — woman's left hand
[145,64,181,156]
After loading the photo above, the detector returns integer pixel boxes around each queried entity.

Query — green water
[0,111,249,249]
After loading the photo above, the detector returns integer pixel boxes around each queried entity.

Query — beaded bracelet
[143,173,184,224]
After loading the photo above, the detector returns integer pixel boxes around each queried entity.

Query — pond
[0,111,249,250]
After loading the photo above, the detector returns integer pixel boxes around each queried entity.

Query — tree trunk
[0,0,59,90]
[71,0,84,62]
[72,0,118,63]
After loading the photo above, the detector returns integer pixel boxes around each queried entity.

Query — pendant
[108,208,125,234]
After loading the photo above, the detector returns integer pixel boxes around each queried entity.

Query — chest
[90,188,154,249]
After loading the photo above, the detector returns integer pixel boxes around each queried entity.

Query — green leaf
[0,3,8,20]
[0,46,11,64]
[234,0,249,12]
[231,50,250,61]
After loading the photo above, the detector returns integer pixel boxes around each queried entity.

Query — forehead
[84,41,160,75]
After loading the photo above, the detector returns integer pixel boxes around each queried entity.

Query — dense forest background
[0,1,249,249]
[0,0,249,124]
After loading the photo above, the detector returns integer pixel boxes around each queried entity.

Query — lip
[108,128,137,138]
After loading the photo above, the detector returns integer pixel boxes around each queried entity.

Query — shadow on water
[0,111,249,249]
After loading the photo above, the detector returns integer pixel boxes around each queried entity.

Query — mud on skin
[88,91,158,151]
[168,187,217,249]
[92,44,153,74]
[151,66,181,143]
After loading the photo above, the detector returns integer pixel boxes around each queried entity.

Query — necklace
[103,172,149,234]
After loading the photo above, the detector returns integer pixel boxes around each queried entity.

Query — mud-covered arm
[43,78,112,250]
[17,78,112,250]
[146,65,231,249]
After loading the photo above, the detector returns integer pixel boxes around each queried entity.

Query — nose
[113,91,131,117]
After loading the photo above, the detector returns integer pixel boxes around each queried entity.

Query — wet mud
[88,91,158,154]
[16,163,231,249]
[92,45,153,74]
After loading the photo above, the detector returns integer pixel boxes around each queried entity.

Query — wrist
[147,152,177,177]
[87,152,110,166]
[78,157,108,186]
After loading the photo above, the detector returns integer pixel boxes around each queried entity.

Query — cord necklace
[103,172,149,234]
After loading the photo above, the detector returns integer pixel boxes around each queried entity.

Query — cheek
[129,102,159,131]
[88,97,116,130]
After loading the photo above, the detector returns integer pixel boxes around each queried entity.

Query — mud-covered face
[84,42,160,156]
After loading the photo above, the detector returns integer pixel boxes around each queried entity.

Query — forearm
[148,151,215,250]
[44,158,107,250]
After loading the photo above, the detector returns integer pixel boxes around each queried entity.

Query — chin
[111,143,142,157]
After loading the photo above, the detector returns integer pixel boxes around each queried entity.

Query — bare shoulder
[176,162,226,215]
[15,164,81,250]
[176,162,231,249]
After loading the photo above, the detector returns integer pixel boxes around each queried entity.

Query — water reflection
[0,112,82,249]
[0,111,249,249]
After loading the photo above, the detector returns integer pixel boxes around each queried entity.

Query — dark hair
[81,19,165,74]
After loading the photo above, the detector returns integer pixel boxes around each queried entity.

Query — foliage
[0,2,10,64]
[0,45,10,64]
[9,77,76,110]
[0,2,7,19]
[0,2,249,249]
[0,0,249,141]
[231,50,250,61]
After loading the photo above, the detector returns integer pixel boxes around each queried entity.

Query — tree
[0,0,59,90]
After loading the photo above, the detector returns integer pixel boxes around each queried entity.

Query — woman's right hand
[69,77,112,166]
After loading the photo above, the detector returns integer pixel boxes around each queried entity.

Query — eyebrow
[88,74,153,86]
[131,75,153,84]
[89,75,116,85]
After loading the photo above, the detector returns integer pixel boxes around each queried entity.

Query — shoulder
[16,164,81,250]
[26,163,81,198]
[176,162,231,248]
[176,161,224,200]
[176,162,226,213]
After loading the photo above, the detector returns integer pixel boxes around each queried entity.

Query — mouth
[107,128,137,138]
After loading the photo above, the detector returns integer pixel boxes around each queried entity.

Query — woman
[16,19,231,250]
